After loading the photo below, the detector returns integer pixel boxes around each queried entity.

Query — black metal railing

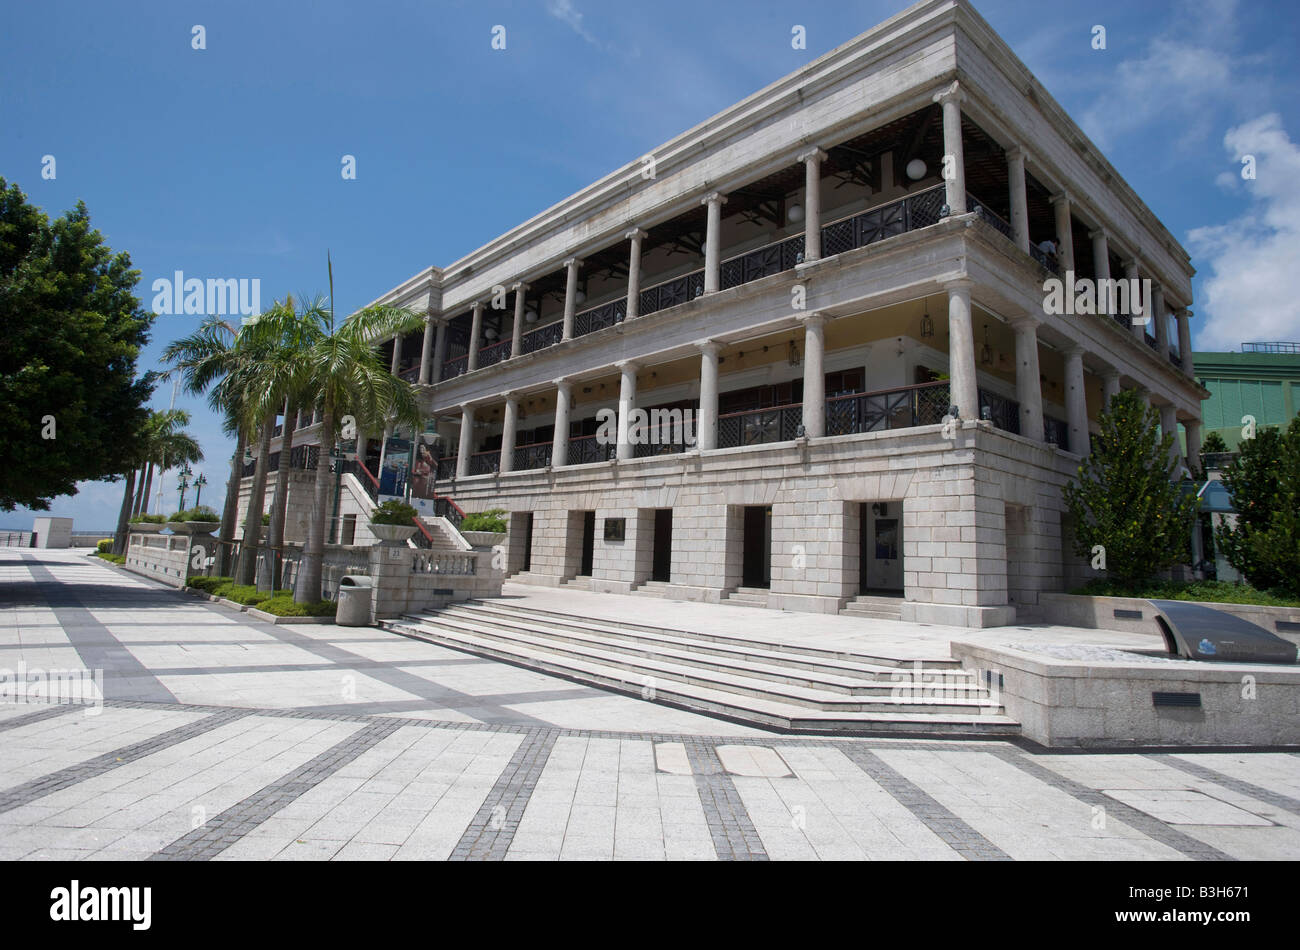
[1242,341,1300,354]
[521,320,563,354]
[435,457,457,480]
[567,434,614,465]
[967,196,1014,242]
[1144,333,1158,351]
[398,365,421,382]
[1028,243,1061,275]
[338,459,380,502]
[574,298,627,337]
[978,388,1020,435]
[1202,451,1237,472]
[1043,415,1069,451]
[632,438,689,459]
[639,271,707,319]
[718,403,803,449]
[825,381,951,435]
[442,353,469,380]
[468,451,499,476]
[477,338,512,367]
[1168,351,1183,368]
[720,235,805,290]
[431,495,465,531]
[513,442,553,471]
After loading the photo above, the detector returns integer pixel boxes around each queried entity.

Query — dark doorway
[580,511,596,576]
[742,505,772,588]
[652,509,673,582]
[859,503,870,595]
[522,512,534,573]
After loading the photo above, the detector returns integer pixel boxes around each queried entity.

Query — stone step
[457,598,962,671]
[383,618,1017,735]
[431,602,978,695]
[561,576,593,591]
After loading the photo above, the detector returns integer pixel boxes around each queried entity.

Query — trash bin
[336,575,373,626]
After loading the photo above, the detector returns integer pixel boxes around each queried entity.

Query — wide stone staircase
[381,599,1019,736]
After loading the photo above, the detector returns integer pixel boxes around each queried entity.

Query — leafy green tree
[1218,419,1300,594]
[1063,389,1197,586]
[0,179,154,510]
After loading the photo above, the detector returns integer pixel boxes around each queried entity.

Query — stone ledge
[901,602,1016,628]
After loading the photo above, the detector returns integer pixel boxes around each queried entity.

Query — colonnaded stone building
[256,0,1206,627]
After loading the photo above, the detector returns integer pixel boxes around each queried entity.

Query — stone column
[419,314,436,384]
[944,279,978,421]
[456,405,474,478]
[1011,316,1044,441]
[702,192,727,294]
[933,82,967,216]
[800,313,827,438]
[624,231,646,320]
[1177,309,1195,375]
[1051,194,1075,275]
[1151,284,1168,357]
[1185,419,1204,474]
[1007,147,1030,252]
[500,394,519,474]
[510,282,528,357]
[799,148,827,261]
[615,360,639,461]
[1160,405,1181,470]
[1125,260,1145,340]
[696,340,719,451]
[1063,347,1089,456]
[1090,229,1111,314]
[1102,370,1121,409]
[1136,387,1152,408]
[562,259,583,340]
[431,318,448,384]
[389,334,401,375]
[552,379,571,467]
[467,301,485,372]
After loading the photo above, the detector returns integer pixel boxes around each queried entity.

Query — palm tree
[113,409,203,552]
[290,263,424,604]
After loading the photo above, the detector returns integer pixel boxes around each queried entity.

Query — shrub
[257,595,337,618]
[96,538,113,553]
[129,513,167,524]
[460,508,508,533]
[261,512,270,526]
[371,499,419,526]
[169,506,220,523]
[1071,578,1300,608]
[1218,417,1300,596]
[94,551,125,564]
[186,575,232,593]
[214,584,271,606]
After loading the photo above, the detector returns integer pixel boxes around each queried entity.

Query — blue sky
[4,0,1298,528]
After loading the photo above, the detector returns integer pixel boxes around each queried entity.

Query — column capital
[700,191,728,207]
[932,80,964,106]
[623,229,648,242]
[798,311,828,329]
[1009,313,1041,331]
[1087,227,1109,241]
[1102,367,1121,382]
[940,276,973,292]
[503,391,520,404]
[471,299,486,313]
[614,359,640,373]
[694,338,721,356]
[510,281,530,292]
[458,402,477,415]
[798,147,828,164]
[562,257,584,269]
[1049,191,1073,207]
[1123,258,1141,273]
[552,377,572,393]
[1060,345,1085,361]
[1005,145,1027,163]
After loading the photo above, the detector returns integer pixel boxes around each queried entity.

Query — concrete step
[383,617,1017,735]
[431,602,978,696]
[458,598,963,671]
[630,580,673,597]
[561,576,594,591]
[724,587,770,608]
[841,595,905,621]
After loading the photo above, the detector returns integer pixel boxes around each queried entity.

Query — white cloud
[1187,113,1300,350]
[546,0,601,49]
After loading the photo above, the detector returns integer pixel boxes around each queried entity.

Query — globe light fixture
[787,203,804,224]
[906,159,927,180]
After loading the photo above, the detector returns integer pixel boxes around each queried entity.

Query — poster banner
[378,437,410,498]
[410,432,443,500]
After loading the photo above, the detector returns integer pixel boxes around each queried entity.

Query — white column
[1102,370,1121,408]
[500,394,518,473]
[696,340,719,451]
[1159,406,1182,470]
[1090,229,1111,314]
[615,360,639,461]
[419,314,436,385]
[389,334,401,374]
[1151,284,1169,357]
[1063,347,1089,456]
[800,313,827,438]
[944,279,978,421]
[1051,194,1075,275]
[624,231,646,320]
[467,301,485,372]
[510,282,528,357]
[1011,316,1044,441]
[562,258,582,340]
[1177,309,1195,375]
[799,148,827,261]
[933,82,967,216]
[552,379,571,467]
[702,192,727,294]
[431,319,448,384]
[1185,419,1204,474]
[456,405,474,478]
[1125,260,1145,340]
[1007,147,1030,252]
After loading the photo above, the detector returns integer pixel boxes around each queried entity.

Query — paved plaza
[0,549,1297,861]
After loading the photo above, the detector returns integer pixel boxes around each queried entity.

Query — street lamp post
[193,473,207,509]
[177,464,192,511]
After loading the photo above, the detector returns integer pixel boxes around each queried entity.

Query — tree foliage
[1218,418,1300,595]
[0,179,155,510]
[1062,389,1197,585]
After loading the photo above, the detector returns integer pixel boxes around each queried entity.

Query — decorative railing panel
[435,457,457,480]
[412,551,477,576]
[520,320,563,354]
[825,381,950,435]
[468,451,499,476]
[477,339,512,367]
[1043,415,1069,451]
[442,353,468,379]
[573,298,627,338]
[978,388,1021,435]
[513,442,553,471]
[432,495,466,531]
[567,434,613,465]
[717,404,803,449]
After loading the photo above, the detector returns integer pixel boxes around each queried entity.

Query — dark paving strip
[16,557,176,703]
[987,748,1234,861]
[0,704,80,732]
[682,739,769,861]
[191,603,556,727]
[150,720,401,861]
[0,709,251,815]
[1151,754,1300,817]
[840,746,1011,860]
[449,729,559,860]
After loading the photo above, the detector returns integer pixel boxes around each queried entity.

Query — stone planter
[463,531,507,549]
[370,524,417,544]
[128,522,165,533]
[167,521,221,536]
